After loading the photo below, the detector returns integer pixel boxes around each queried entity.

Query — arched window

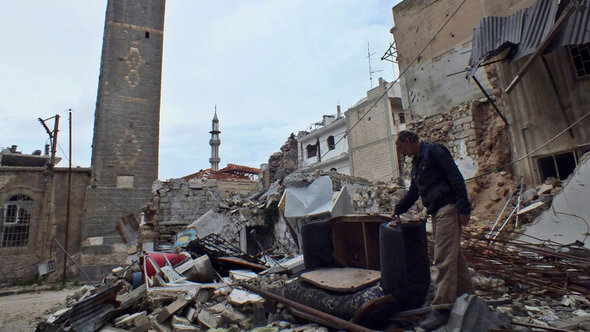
[327,136,336,150]
[2,194,33,247]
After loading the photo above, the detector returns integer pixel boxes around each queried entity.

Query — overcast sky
[0,1,400,180]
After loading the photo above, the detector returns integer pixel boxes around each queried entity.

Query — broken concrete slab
[173,255,216,283]
[445,294,512,331]
[187,209,231,239]
[229,270,258,281]
[114,311,148,329]
[156,296,192,323]
[197,309,224,329]
[228,288,265,306]
[520,152,590,247]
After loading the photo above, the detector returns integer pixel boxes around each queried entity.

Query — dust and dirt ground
[0,287,78,332]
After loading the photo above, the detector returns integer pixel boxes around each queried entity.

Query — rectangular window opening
[536,151,578,182]
[569,43,590,79]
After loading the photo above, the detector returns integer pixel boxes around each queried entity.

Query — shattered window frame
[1,194,33,248]
[569,43,590,80]
[534,146,590,182]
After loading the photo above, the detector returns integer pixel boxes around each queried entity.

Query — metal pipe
[472,76,509,126]
[486,183,518,239]
[513,176,524,229]
[53,238,94,284]
[240,283,375,332]
[511,320,571,332]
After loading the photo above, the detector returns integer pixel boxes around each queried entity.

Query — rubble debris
[33,158,590,332]
[463,233,590,296]
[445,294,512,331]
[520,152,590,247]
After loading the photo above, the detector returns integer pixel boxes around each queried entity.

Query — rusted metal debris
[462,232,590,297]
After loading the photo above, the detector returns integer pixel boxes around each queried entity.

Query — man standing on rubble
[392,130,474,331]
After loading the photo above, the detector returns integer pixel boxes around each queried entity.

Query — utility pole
[38,115,60,174]
[63,110,73,284]
[38,115,60,281]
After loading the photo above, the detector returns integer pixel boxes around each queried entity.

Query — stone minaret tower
[83,0,165,279]
[209,107,221,170]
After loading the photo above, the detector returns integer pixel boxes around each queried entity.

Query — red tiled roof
[183,164,260,181]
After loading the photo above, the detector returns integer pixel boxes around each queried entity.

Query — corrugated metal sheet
[68,284,121,332]
[511,0,558,60]
[549,0,590,49]
[468,0,590,77]
[468,8,527,77]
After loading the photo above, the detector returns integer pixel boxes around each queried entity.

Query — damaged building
[4,0,590,331]
[297,106,350,175]
[0,146,91,285]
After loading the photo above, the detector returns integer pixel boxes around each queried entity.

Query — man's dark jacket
[394,142,471,216]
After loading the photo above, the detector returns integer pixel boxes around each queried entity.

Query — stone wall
[217,180,259,200]
[0,167,91,285]
[405,99,511,181]
[267,135,298,186]
[143,178,222,247]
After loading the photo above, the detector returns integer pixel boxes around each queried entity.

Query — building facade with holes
[297,107,350,175]
[0,149,90,284]
[468,0,590,184]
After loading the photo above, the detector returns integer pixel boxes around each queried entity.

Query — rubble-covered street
[19,155,590,331]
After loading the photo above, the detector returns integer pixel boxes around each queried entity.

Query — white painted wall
[298,116,350,175]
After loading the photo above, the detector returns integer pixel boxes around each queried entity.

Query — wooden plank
[216,256,267,271]
[301,268,381,293]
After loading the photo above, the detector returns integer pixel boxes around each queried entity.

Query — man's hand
[388,214,401,227]
[458,214,470,226]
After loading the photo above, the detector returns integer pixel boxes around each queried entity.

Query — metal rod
[240,283,375,332]
[472,76,509,126]
[513,176,524,229]
[511,320,571,332]
[491,204,518,242]
[486,183,518,239]
[541,55,575,138]
[53,238,94,284]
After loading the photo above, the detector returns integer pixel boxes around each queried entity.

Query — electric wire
[308,0,468,168]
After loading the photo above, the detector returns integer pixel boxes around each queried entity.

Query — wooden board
[301,267,381,293]
[216,257,267,271]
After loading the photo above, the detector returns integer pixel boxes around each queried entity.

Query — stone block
[81,244,113,255]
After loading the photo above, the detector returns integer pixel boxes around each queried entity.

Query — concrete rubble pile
[36,156,590,331]
[35,247,331,332]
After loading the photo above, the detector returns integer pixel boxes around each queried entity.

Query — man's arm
[394,178,419,216]
[433,145,471,216]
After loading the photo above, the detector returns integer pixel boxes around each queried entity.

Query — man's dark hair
[398,130,419,143]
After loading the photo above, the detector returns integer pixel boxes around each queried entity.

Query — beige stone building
[345,78,405,182]
[0,147,90,284]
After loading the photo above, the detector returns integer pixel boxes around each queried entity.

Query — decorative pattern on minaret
[209,106,221,170]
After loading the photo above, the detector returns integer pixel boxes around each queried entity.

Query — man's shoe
[419,309,450,331]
